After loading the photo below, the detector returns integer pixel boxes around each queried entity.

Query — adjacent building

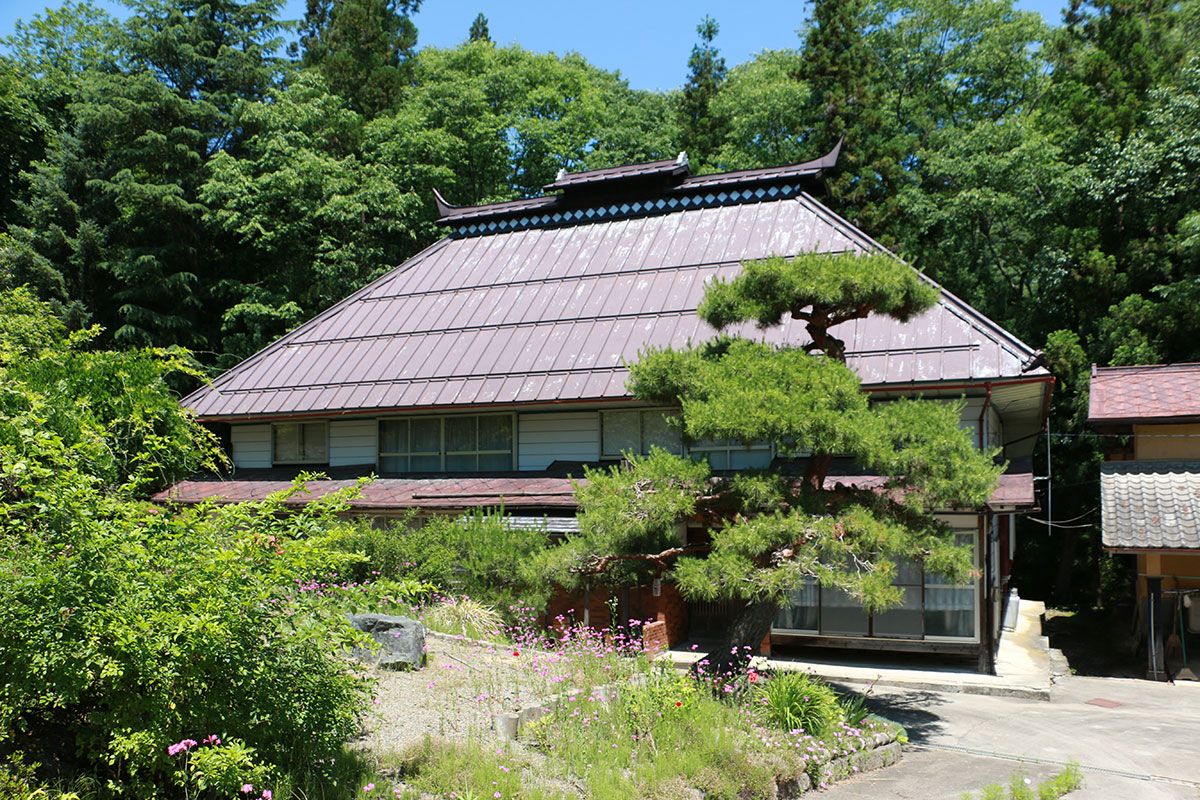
[160,147,1052,671]
[1090,363,1200,680]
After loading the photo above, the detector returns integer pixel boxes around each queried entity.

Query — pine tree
[544,253,1001,672]
[799,0,903,236]
[469,13,491,43]
[5,0,288,349]
[296,0,423,117]
[678,16,727,169]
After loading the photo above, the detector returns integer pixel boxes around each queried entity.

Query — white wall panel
[518,412,600,470]
[329,419,378,467]
[231,424,272,469]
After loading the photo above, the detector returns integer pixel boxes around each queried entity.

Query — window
[772,527,979,641]
[379,414,513,472]
[688,437,773,469]
[273,422,328,465]
[601,409,682,457]
[924,531,978,639]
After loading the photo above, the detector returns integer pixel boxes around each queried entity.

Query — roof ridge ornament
[432,187,458,218]
[676,151,689,167]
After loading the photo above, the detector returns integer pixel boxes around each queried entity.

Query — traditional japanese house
[160,146,1052,671]
[1089,363,1200,680]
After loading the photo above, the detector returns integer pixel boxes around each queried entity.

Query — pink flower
[263,792,272,800]
[202,734,221,745]
[242,785,254,794]
[364,783,375,793]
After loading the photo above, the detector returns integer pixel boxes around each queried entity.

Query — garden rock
[347,614,426,670]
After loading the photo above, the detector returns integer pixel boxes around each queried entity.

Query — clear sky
[0,0,1069,92]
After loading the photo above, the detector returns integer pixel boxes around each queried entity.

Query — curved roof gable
[184,154,1046,420]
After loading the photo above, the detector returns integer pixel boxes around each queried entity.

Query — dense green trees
[2,0,1200,604]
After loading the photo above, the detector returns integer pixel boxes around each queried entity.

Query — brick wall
[545,582,690,647]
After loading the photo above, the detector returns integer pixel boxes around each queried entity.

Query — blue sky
[1,0,1068,91]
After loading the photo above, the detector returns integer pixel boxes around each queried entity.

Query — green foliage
[537,449,709,591]
[408,42,676,204]
[838,690,871,727]
[296,0,421,117]
[564,251,994,649]
[468,13,490,43]
[679,16,728,168]
[0,753,56,800]
[620,664,699,737]
[330,510,553,616]
[176,739,272,799]
[0,288,224,498]
[698,252,940,332]
[0,479,373,794]
[630,339,871,455]
[330,514,457,585]
[710,49,810,169]
[753,670,843,737]
[0,295,373,793]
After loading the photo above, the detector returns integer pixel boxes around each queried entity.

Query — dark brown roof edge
[432,141,844,226]
[543,153,690,190]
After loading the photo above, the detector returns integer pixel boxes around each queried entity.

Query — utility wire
[1024,519,1096,529]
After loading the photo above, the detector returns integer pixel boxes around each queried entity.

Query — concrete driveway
[819,674,1200,799]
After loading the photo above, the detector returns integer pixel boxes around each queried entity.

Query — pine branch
[571,544,711,576]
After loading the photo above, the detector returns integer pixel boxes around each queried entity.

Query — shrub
[753,670,844,737]
[330,515,458,586]
[0,476,374,795]
[330,511,554,619]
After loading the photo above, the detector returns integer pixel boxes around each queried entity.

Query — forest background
[1,0,1198,608]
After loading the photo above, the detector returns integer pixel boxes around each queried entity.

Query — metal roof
[1090,363,1200,423]
[154,473,580,511]
[154,469,1033,511]
[1100,461,1200,551]
[184,154,1047,421]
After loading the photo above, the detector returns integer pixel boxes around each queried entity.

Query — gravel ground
[353,633,553,755]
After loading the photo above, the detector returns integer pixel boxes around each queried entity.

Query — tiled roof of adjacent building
[182,146,1048,421]
[1089,363,1200,423]
[1100,461,1200,551]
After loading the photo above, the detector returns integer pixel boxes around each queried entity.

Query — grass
[959,763,1083,800]
[388,656,899,800]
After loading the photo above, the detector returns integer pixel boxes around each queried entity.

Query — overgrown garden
[0,286,911,798]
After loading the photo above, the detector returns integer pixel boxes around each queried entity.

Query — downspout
[978,383,993,451]
[978,383,995,674]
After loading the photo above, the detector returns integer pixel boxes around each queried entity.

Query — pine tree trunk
[694,599,777,675]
